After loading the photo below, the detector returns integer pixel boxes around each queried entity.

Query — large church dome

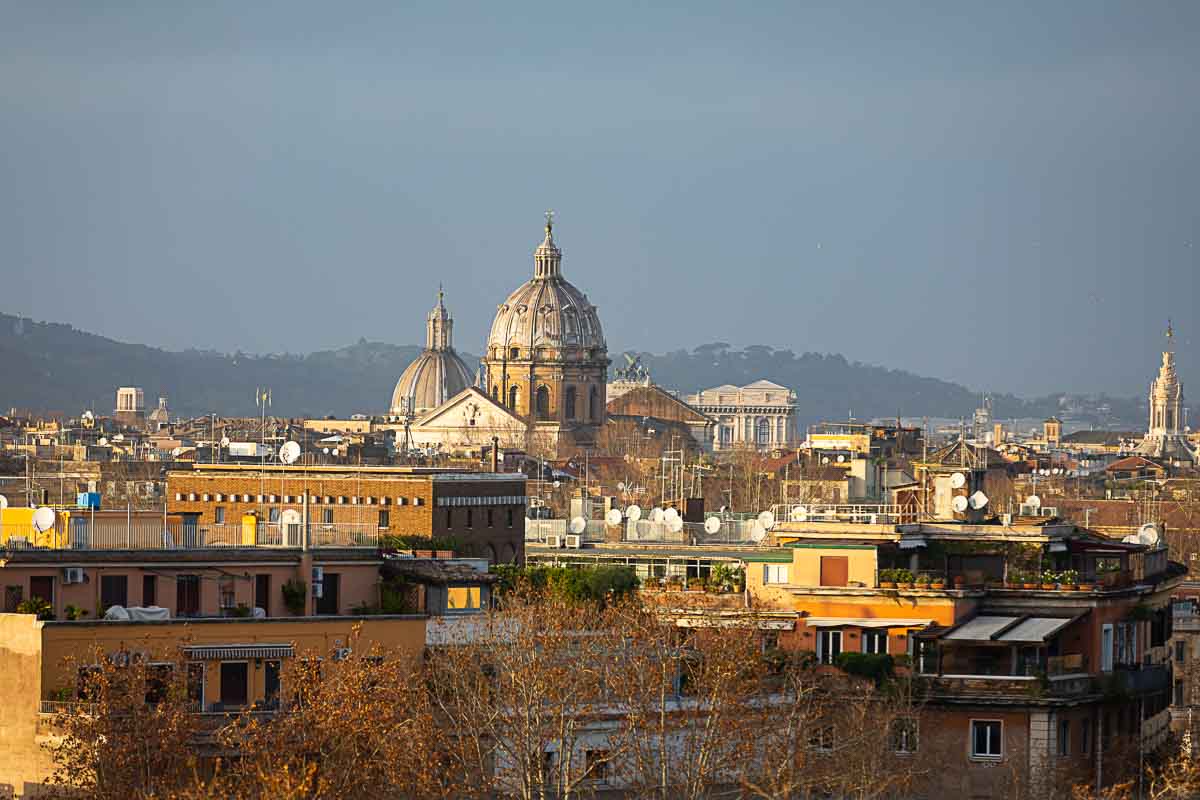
[486,217,606,358]
[390,290,472,416]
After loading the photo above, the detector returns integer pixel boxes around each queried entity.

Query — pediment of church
[413,387,526,433]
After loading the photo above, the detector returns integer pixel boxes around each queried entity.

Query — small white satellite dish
[751,521,767,543]
[950,472,967,489]
[32,507,56,532]
[569,516,587,534]
[790,504,808,522]
[220,437,230,448]
[171,447,183,457]
[952,495,970,514]
[969,490,989,510]
[821,457,830,464]
[650,507,665,523]
[553,480,561,489]
[0,495,8,511]
[704,516,721,534]
[279,441,301,465]
[664,507,680,523]
[836,454,845,463]
[1026,495,1042,509]
[98,437,108,447]
[627,504,643,522]
[281,509,301,526]
[667,516,684,533]
[605,508,623,526]
[617,482,626,492]
[112,433,124,442]
[758,510,775,530]
[322,448,330,455]
[1138,523,1161,546]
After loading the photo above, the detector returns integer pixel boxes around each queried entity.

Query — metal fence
[768,503,918,525]
[1,517,380,550]
[526,517,760,546]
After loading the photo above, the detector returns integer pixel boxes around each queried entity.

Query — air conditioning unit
[1019,505,1038,516]
[564,534,582,549]
[332,647,352,661]
[545,534,563,548]
[1042,507,1059,517]
[62,567,84,584]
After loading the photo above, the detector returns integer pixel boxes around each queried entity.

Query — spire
[534,210,562,279]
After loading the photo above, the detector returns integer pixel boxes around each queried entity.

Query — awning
[941,614,1081,643]
[804,617,932,629]
[183,643,295,661]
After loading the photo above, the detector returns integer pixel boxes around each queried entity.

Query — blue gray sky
[2,1,1197,397]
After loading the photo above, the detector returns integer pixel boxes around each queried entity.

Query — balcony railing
[3,519,381,550]
[769,503,919,526]
[525,517,762,546]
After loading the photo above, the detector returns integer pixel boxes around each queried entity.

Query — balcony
[3,520,382,551]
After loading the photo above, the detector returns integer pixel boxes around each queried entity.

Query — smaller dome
[389,288,473,416]
[390,350,472,416]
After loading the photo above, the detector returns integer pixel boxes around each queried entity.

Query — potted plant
[282,579,307,616]
[1058,569,1079,591]
[730,567,746,593]
[63,604,89,621]
[878,569,896,589]
[915,573,932,589]
[929,574,946,590]
[1041,570,1059,591]
[1076,576,1095,592]
[896,569,914,589]
[16,598,55,620]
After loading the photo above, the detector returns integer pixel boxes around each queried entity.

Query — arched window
[565,387,577,420]
[535,386,551,420]
[491,385,499,401]
[590,386,600,421]
[508,385,519,411]
[510,347,520,360]
[756,417,771,446]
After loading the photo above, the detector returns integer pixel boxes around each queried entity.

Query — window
[378,510,389,529]
[535,386,550,419]
[970,720,1003,759]
[265,660,281,708]
[862,630,888,655]
[1081,718,1091,755]
[214,506,225,524]
[1176,640,1187,664]
[219,661,248,708]
[142,575,157,607]
[1058,719,1070,757]
[487,508,494,528]
[760,631,780,653]
[445,508,453,528]
[508,385,519,410]
[807,724,834,752]
[891,718,918,754]
[817,630,842,664]
[507,508,514,528]
[255,574,271,616]
[590,386,600,421]
[219,577,236,611]
[145,663,173,705]
[1101,624,1114,672]
[466,508,473,529]
[565,387,577,420]
[1115,622,1137,667]
[585,749,609,784]
[764,564,789,584]
[447,586,481,611]
[510,347,520,360]
[1176,680,1185,707]
[322,508,334,524]
[268,507,280,523]
[316,573,340,615]
[187,663,204,708]
[100,575,128,611]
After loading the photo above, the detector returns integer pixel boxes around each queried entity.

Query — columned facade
[686,380,797,452]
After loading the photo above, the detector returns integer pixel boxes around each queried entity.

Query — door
[255,574,271,616]
[30,576,54,605]
[219,662,248,708]
[316,573,340,615]
[819,556,849,587]
[1101,624,1114,672]
[100,575,128,611]
[265,661,281,708]
[142,575,157,607]
[177,575,201,617]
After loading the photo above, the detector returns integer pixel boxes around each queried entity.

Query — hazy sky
[2,1,1197,397]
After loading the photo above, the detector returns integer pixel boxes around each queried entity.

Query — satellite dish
[322,448,330,455]
[1138,523,1161,546]
[667,516,684,533]
[627,504,643,522]
[171,447,183,457]
[281,509,301,526]
[969,490,989,510]
[98,437,108,447]
[836,454,845,463]
[32,507,56,533]
[704,516,721,534]
[664,507,680,523]
[569,516,587,534]
[279,441,301,465]
[821,457,830,464]
[1026,495,1042,509]
[757,510,775,530]
[81,410,94,421]
[0,495,8,510]
[605,508,623,526]
[112,433,124,442]
[751,521,767,542]
[950,472,967,489]
[617,482,626,492]
[650,507,665,523]
[221,437,230,448]
[789,504,808,522]
[553,481,561,489]
[952,495,970,514]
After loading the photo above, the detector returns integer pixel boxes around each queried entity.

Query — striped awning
[183,643,294,661]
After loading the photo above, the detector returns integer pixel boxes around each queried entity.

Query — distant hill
[0,314,1143,427]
